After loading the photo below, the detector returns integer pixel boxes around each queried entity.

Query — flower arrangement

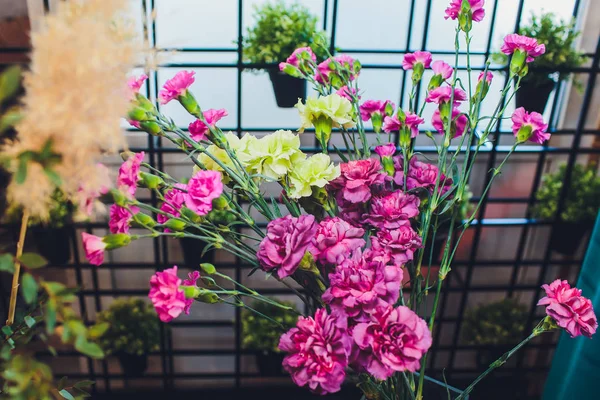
[75,1,600,399]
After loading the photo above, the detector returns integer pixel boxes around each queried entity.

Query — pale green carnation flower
[242,130,305,181]
[295,94,356,147]
[288,153,340,199]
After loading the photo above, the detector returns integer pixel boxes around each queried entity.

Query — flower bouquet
[81,1,596,398]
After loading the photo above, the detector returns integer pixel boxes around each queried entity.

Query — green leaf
[0,66,21,104]
[0,109,22,135]
[0,254,14,273]
[73,380,95,389]
[57,376,68,391]
[21,273,38,304]
[15,153,30,184]
[24,315,36,328]
[43,168,62,187]
[45,299,57,334]
[75,336,104,359]
[87,322,109,339]
[59,389,75,400]
[72,387,91,397]
[18,253,48,269]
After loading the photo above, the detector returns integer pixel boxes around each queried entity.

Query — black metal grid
[1,0,599,397]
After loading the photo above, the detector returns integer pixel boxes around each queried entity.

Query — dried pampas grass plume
[1,0,140,219]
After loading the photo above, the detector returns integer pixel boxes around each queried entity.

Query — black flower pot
[117,353,148,377]
[181,237,214,268]
[32,226,71,265]
[268,70,306,108]
[515,76,555,114]
[255,350,285,376]
[549,221,593,256]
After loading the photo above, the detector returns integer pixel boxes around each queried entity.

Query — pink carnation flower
[311,217,366,264]
[538,279,597,338]
[329,159,389,203]
[82,233,106,266]
[159,70,195,105]
[426,86,467,104]
[374,143,396,158]
[182,270,200,314]
[335,85,359,101]
[402,51,432,70]
[432,107,468,138]
[364,191,420,230]
[109,204,139,234]
[323,250,402,322]
[444,0,486,22]
[128,74,148,94]
[149,266,188,322]
[188,108,228,142]
[337,199,366,227]
[257,215,317,279]
[359,100,395,121]
[279,309,351,395]
[478,71,493,85]
[371,226,422,266]
[316,55,359,84]
[394,156,453,195]
[501,34,546,63]
[157,184,187,225]
[432,60,453,80]
[382,112,424,138]
[352,305,432,379]
[184,170,223,216]
[511,107,550,144]
[279,46,316,72]
[117,152,145,198]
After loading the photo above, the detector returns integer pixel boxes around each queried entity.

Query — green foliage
[462,299,528,346]
[93,298,161,356]
[0,66,22,106]
[242,1,329,67]
[241,299,298,352]
[532,163,600,222]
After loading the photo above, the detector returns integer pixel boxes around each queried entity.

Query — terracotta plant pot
[268,69,306,108]
[548,221,593,256]
[32,226,71,265]
[117,353,148,377]
[515,76,555,114]
[255,350,285,376]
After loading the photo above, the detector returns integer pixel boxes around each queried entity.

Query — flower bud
[178,90,202,118]
[110,189,128,207]
[196,290,221,304]
[381,157,395,177]
[164,218,187,231]
[212,195,230,210]
[139,121,163,136]
[139,172,164,190]
[428,74,444,91]
[127,107,148,122]
[384,102,395,117]
[207,210,236,225]
[133,212,156,228]
[411,63,425,83]
[313,115,333,148]
[134,93,156,113]
[281,64,303,78]
[371,113,383,134]
[181,206,202,223]
[399,127,412,148]
[200,263,216,275]
[182,285,201,299]
[515,124,533,143]
[510,49,528,77]
[102,234,131,250]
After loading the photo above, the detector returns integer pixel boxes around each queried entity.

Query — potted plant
[242,299,298,376]
[94,298,161,377]
[496,12,585,114]
[4,189,74,265]
[242,1,328,107]
[532,163,600,256]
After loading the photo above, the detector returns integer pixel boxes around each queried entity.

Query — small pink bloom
[82,233,107,266]
[329,159,389,204]
[316,55,359,84]
[128,74,148,94]
[432,107,468,138]
[323,249,402,322]
[159,70,195,105]
[77,163,111,216]
[426,86,467,104]
[109,204,139,234]
[352,305,432,379]
[501,34,546,63]
[478,71,493,85]
[374,143,396,158]
[394,156,453,195]
[149,266,188,322]
[511,107,550,144]
[538,279,597,338]
[188,108,228,142]
[184,170,223,216]
[405,112,425,138]
[444,0,486,22]
[360,100,395,121]
[402,51,432,70]
[335,85,359,101]
[371,226,422,265]
[182,271,201,314]
[117,152,145,198]
[279,309,351,395]
[432,60,453,80]
[279,47,316,72]
[311,217,366,264]
[382,115,402,133]
[365,191,420,230]
[257,215,317,279]
[157,184,187,225]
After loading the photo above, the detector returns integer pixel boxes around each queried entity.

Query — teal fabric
[543,214,600,400]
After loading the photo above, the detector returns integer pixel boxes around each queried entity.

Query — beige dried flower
[1,0,140,219]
